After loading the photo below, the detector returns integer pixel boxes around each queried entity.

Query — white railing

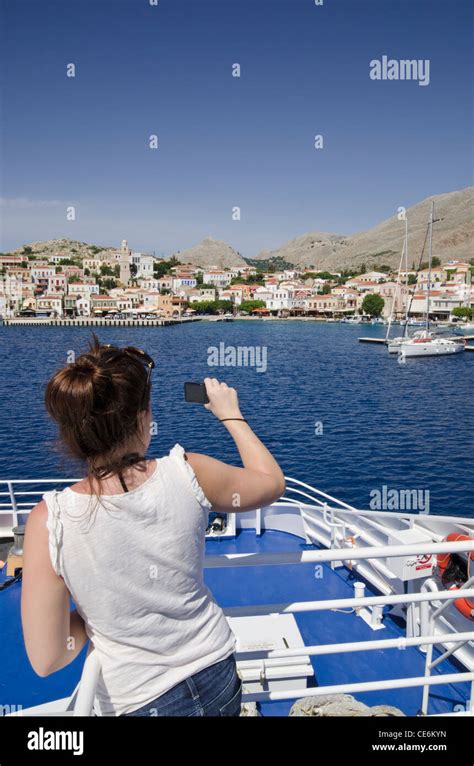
[61,548,473,716]
[0,479,79,532]
[19,537,472,717]
[3,476,473,716]
[216,541,474,715]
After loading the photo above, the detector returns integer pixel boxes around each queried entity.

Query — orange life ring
[437,534,474,621]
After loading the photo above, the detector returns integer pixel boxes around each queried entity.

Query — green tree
[191,300,219,315]
[452,307,473,320]
[239,299,266,313]
[192,299,234,315]
[407,274,417,286]
[362,293,384,317]
[216,300,233,313]
[153,257,181,277]
[99,277,117,292]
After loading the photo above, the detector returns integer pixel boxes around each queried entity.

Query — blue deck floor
[0,527,471,716]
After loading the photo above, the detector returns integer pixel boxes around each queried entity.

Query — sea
[0,320,472,517]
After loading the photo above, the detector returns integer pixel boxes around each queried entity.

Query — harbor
[1,319,473,725]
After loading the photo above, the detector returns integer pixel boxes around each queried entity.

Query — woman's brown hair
[45,335,152,488]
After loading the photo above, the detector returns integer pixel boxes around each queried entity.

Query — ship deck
[0,527,471,716]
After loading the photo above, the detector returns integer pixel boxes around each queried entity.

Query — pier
[1,317,202,328]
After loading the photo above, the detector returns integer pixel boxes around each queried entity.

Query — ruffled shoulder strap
[168,444,213,510]
[42,489,64,576]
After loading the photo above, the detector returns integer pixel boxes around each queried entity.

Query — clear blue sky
[1,0,472,256]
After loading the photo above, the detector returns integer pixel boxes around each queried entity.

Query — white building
[76,296,91,316]
[47,274,68,294]
[130,253,154,278]
[265,287,294,312]
[172,276,198,291]
[68,282,100,297]
[203,271,233,288]
[30,266,55,283]
[35,294,63,317]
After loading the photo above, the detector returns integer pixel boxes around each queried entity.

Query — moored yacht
[400,330,465,358]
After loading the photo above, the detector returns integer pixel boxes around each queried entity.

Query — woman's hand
[204,378,243,421]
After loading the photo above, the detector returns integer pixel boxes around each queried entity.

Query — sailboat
[400,203,465,358]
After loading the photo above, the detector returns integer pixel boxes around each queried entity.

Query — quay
[1,317,202,328]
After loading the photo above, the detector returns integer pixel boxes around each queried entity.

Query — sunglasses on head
[103,344,155,408]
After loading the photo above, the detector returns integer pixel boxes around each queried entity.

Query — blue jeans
[121,654,242,717]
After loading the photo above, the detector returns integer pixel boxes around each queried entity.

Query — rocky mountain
[254,232,347,270]
[10,239,114,260]
[171,237,247,269]
[253,187,474,271]
[7,188,472,272]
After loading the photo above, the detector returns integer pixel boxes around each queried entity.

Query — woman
[21,337,285,717]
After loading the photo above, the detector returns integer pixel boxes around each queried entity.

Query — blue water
[0,321,472,516]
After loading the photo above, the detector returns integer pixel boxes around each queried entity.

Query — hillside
[171,237,247,269]
[6,188,472,272]
[10,239,114,260]
[254,187,474,270]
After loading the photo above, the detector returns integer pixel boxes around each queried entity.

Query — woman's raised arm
[186,378,285,512]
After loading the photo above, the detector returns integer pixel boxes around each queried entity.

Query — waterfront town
[0,239,472,322]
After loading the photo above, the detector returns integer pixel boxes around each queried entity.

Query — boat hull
[387,338,404,354]
[400,341,465,357]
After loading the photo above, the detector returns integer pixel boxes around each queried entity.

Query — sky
[0,0,473,257]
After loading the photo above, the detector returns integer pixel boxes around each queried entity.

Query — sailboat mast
[403,215,409,338]
[426,202,434,332]
[386,217,408,342]
[405,216,408,318]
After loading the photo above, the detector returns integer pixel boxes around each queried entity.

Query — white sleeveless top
[42,444,236,716]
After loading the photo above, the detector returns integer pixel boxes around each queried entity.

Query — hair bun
[71,356,98,377]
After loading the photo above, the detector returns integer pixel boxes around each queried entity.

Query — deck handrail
[2,475,473,716]
[204,539,474,569]
[0,475,471,522]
